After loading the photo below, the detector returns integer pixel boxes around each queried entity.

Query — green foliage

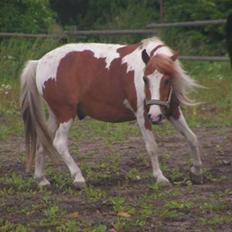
[83,186,107,203]
[0,221,28,232]
[163,0,232,55]
[0,0,56,33]
[1,0,231,55]
[110,196,125,212]
[92,224,107,232]
[2,172,35,191]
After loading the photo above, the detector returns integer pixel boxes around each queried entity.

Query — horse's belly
[79,101,135,122]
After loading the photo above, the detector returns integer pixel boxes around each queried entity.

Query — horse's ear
[142,49,150,64]
[171,52,179,61]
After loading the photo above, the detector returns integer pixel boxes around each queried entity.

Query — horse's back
[35,43,123,94]
[35,42,137,122]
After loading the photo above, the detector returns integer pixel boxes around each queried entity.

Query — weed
[126,168,141,181]
[83,186,106,203]
[92,224,107,232]
[2,173,35,191]
[159,208,181,220]
[200,201,226,212]
[200,214,232,226]
[164,200,193,210]
[110,196,125,212]
[36,205,66,227]
[56,220,81,232]
[0,220,28,232]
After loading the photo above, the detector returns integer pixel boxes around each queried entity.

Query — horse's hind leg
[34,143,50,186]
[34,109,58,186]
[169,109,203,184]
[53,118,86,189]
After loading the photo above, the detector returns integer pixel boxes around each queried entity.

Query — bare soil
[0,127,232,231]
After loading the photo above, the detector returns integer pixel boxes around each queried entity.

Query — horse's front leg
[169,108,203,184]
[136,112,170,185]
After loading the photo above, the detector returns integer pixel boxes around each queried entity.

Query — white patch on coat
[36,43,123,94]
[146,71,163,117]
[123,99,134,113]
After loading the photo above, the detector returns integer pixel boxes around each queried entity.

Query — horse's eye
[164,78,170,85]
[143,76,148,85]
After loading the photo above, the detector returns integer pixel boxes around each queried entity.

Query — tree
[0,0,56,33]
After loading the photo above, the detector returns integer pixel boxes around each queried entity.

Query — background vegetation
[1,0,232,54]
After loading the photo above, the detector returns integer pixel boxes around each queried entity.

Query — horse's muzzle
[148,113,165,124]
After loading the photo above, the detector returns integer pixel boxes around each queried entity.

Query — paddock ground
[0,119,232,231]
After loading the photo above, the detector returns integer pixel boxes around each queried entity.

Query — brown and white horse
[20,37,203,188]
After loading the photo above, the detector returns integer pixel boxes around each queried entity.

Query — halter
[144,44,173,109]
[145,87,173,108]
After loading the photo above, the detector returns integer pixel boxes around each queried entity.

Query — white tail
[20,60,58,172]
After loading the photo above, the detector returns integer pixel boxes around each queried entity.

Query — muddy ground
[0,125,232,231]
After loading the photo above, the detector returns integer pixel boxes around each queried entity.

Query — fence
[0,19,229,62]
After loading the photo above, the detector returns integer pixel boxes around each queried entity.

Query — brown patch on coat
[43,46,139,123]
[143,107,152,130]
[159,76,180,119]
[143,76,151,102]
[159,75,172,103]
[167,94,181,119]
[117,42,142,57]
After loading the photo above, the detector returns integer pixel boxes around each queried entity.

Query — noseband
[145,87,173,108]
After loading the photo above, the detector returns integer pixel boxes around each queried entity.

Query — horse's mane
[141,37,200,106]
[172,61,200,106]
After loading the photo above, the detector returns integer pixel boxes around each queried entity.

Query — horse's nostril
[148,113,152,119]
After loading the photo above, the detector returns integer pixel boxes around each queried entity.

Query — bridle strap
[150,44,166,57]
[145,88,173,108]
[146,99,170,107]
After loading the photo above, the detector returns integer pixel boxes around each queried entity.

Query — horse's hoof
[73,181,87,190]
[156,176,172,187]
[35,177,51,187]
[190,171,204,184]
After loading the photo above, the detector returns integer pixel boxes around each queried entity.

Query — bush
[0,0,56,33]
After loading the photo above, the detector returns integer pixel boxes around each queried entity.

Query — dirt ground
[0,126,232,231]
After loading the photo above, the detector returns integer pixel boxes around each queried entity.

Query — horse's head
[142,49,178,124]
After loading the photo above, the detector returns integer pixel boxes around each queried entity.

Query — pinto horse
[20,37,203,188]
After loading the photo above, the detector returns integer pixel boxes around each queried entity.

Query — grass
[0,39,232,231]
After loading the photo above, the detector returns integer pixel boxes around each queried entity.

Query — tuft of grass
[1,172,35,191]
[0,220,28,232]
[200,215,232,226]
[164,200,193,210]
[110,196,126,212]
[82,186,107,203]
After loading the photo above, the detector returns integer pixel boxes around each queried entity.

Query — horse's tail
[226,13,232,67]
[20,60,57,172]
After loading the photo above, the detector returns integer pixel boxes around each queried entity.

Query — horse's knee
[53,136,67,154]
